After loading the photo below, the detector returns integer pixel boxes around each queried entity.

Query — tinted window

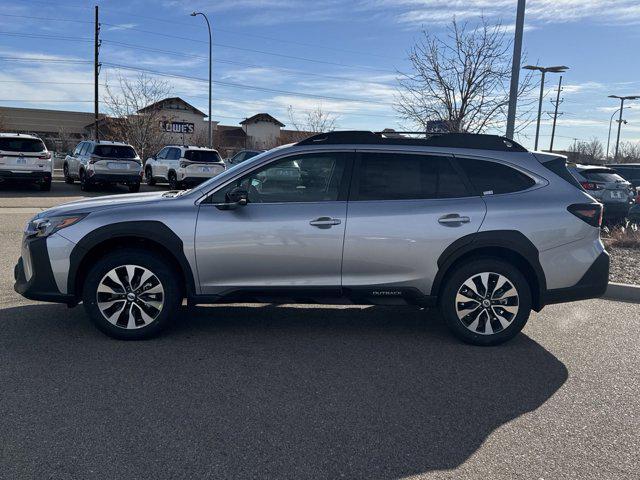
[0,138,46,153]
[80,143,91,155]
[581,170,625,183]
[185,150,222,162]
[166,148,181,160]
[73,142,84,156]
[212,152,349,203]
[93,145,137,158]
[156,147,168,160]
[457,158,536,195]
[355,153,469,201]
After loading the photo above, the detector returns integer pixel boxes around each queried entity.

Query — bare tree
[286,105,338,142]
[568,137,605,164]
[617,141,640,163]
[103,72,173,159]
[396,17,536,134]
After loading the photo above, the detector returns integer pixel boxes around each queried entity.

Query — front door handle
[438,214,471,226]
[309,217,341,228]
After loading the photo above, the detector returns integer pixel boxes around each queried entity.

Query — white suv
[145,145,225,190]
[0,133,52,191]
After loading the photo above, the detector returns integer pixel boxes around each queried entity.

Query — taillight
[580,181,602,191]
[568,203,603,228]
[39,152,52,160]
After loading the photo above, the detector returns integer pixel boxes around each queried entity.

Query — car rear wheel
[168,171,181,190]
[82,249,181,340]
[63,164,74,184]
[439,258,531,346]
[79,170,91,191]
[145,167,156,186]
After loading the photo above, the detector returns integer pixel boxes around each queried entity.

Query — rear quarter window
[185,150,222,162]
[93,145,137,158]
[457,157,536,195]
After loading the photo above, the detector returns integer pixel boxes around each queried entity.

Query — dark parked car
[610,164,640,188]
[226,149,264,165]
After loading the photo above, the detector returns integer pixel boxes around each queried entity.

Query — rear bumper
[544,251,610,305]
[602,202,631,218]
[0,170,51,183]
[14,236,76,304]
[178,176,210,185]
[87,172,141,184]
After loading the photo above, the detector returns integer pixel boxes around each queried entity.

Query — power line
[0,13,92,24]
[0,31,92,42]
[0,80,103,85]
[0,99,93,102]
[99,22,397,74]
[101,62,394,106]
[0,56,91,64]
[101,39,396,88]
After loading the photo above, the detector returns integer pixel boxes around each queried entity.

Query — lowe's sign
[160,121,195,134]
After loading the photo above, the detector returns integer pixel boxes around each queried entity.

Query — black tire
[145,167,156,186]
[39,179,52,191]
[128,182,141,193]
[82,249,182,340]
[168,171,181,190]
[63,163,74,184]
[79,169,91,191]
[439,257,532,346]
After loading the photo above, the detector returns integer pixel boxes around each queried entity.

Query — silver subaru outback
[14,131,609,345]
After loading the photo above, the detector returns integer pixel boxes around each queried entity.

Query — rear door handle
[309,216,341,228]
[438,214,471,226]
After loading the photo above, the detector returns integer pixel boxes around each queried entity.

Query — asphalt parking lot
[0,179,638,480]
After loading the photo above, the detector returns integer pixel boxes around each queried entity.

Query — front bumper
[87,172,141,184]
[0,170,51,183]
[14,236,76,304]
[544,251,610,305]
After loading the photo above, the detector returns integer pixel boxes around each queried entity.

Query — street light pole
[505,0,526,140]
[609,95,640,161]
[523,65,569,151]
[549,75,563,152]
[606,107,622,160]
[191,11,213,149]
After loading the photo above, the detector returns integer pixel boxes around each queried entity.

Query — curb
[603,282,640,304]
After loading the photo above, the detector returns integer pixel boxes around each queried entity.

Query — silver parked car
[64,140,143,192]
[144,145,225,189]
[15,131,609,345]
[567,164,635,221]
[0,133,52,191]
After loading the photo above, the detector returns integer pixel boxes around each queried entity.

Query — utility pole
[94,5,100,141]
[549,75,563,152]
[505,0,526,140]
[609,95,640,161]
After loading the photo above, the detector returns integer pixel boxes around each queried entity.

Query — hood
[39,191,172,218]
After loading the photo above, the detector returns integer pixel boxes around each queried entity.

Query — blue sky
[0,0,639,150]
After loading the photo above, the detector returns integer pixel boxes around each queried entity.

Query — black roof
[296,130,528,152]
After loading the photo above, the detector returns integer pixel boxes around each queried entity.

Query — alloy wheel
[96,265,164,329]
[455,272,519,335]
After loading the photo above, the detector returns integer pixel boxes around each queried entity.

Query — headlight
[25,214,87,238]
[179,161,188,169]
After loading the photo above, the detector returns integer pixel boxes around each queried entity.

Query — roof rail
[296,130,528,152]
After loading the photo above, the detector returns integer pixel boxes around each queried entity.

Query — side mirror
[215,187,249,210]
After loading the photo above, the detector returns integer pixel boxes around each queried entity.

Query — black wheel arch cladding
[68,221,195,298]
[432,230,547,310]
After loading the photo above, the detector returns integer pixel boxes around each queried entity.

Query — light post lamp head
[523,65,569,74]
[190,11,198,16]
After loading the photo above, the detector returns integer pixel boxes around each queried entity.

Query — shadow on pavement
[0,303,568,479]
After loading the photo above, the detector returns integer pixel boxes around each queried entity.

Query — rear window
[581,170,625,183]
[93,145,137,159]
[457,158,536,195]
[184,150,222,162]
[356,153,470,201]
[0,138,46,153]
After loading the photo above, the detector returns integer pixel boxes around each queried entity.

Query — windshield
[184,150,222,163]
[582,170,626,183]
[93,145,137,159]
[0,138,46,153]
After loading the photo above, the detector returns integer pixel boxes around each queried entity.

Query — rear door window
[0,138,46,153]
[457,157,536,195]
[354,152,470,201]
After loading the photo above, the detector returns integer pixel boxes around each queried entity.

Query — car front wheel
[145,167,156,186]
[82,249,182,340]
[439,258,531,346]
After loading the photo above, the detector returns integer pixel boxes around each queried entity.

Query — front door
[195,151,353,295]
[341,151,486,296]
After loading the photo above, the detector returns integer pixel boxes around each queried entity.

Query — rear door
[341,151,486,297]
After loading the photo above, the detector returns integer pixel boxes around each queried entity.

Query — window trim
[200,150,355,206]
[349,149,474,202]
[453,154,547,197]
